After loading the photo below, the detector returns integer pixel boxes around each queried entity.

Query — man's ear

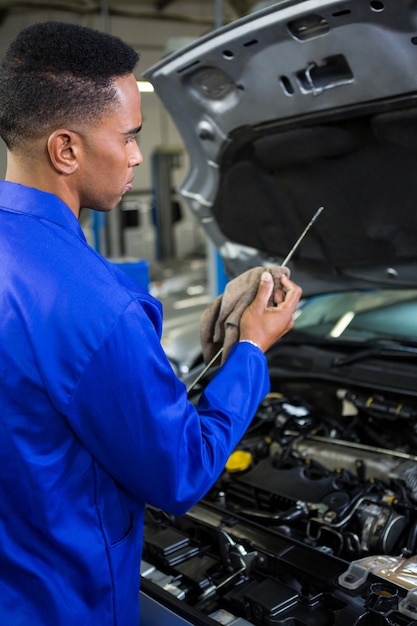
[47,130,81,175]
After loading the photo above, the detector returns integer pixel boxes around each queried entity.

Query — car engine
[141,374,417,625]
[210,389,417,560]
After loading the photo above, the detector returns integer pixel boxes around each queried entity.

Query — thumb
[253,271,274,308]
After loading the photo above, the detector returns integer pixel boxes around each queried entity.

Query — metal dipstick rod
[186,206,325,393]
[280,206,324,266]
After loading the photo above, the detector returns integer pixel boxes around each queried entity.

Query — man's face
[76,74,143,213]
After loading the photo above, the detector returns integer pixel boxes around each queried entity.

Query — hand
[239,272,302,353]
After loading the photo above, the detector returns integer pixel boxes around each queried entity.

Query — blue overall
[0,181,269,625]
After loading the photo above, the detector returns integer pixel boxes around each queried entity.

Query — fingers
[252,271,302,312]
[262,273,303,337]
[276,273,303,307]
[268,272,302,307]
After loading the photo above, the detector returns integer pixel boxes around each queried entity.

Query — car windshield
[293,289,417,342]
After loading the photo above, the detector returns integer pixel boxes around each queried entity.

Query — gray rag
[200,266,290,365]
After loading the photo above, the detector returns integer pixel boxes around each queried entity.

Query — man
[0,21,302,625]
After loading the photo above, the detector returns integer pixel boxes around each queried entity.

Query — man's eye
[126,135,140,146]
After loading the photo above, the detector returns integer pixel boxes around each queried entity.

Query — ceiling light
[137,80,154,93]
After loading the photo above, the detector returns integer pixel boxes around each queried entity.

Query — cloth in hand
[200,266,290,365]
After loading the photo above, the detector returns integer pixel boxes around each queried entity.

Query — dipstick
[281,206,324,267]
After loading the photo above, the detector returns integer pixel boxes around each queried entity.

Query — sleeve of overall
[64,299,270,514]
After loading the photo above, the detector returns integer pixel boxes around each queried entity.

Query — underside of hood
[144,0,417,289]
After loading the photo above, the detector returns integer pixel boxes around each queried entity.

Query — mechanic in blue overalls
[0,21,302,626]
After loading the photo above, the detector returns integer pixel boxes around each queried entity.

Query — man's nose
[129,143,143,167]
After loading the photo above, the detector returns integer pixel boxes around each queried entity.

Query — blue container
[111,258,150,293]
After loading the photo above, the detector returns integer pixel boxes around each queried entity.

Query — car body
[141,2,417,624]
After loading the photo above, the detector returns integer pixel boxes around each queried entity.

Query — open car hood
[144,0,417,291]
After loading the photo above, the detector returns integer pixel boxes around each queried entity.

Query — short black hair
[0,21,140,149]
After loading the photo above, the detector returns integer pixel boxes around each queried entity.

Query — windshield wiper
[333,340,417,366]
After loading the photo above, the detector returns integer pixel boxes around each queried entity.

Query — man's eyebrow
[122,125,142,136]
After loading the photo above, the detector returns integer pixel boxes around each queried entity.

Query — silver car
[141,2,417,624]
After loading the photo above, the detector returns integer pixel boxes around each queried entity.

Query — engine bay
[141,375,417,625]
